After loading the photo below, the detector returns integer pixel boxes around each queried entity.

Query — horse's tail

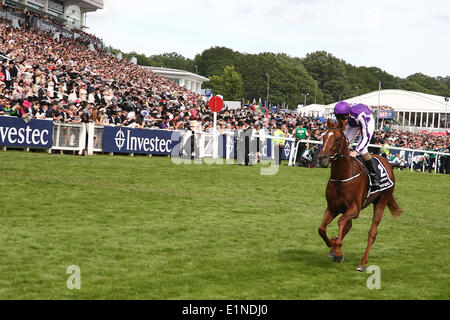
[388,195,403,220]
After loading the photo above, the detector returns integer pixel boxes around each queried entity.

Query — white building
[297,104,328,118]
[299,90,449,130]
[146,67,209,95]
[325,89,449,130]
[6,0,103,29]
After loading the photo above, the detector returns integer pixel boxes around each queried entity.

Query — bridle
[324,128,367,184]
[326,128,349,161]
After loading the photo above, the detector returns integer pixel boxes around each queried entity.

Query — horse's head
[318,119,349,168]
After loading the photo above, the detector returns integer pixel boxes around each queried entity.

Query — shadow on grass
[278,249,360,270]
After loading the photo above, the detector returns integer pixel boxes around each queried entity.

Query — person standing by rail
[274,123,286,166]
[295,122,309,166]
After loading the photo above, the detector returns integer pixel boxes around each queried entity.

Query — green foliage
[197,49,321,107]
[403,73,449,96]
[111,46,449,105]
[148,52,196,72]
[302,51,348,104]
[110,50,196,72]
[206,65,243,101]
[194,47,243,77]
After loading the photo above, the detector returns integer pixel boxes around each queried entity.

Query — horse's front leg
[333,205,360,263]
[318,208,338,256]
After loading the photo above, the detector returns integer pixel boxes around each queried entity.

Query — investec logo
[114,129,173,153]
[115,129,126,150]
[284,142,291,158]
[0,124,50,146]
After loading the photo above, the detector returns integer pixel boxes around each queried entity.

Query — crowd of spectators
[0,2,102,45]
[0,4,448,172]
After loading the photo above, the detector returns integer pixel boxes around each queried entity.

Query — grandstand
[146,67,209,95]
[0,0,448,173]
[4,0,103,29]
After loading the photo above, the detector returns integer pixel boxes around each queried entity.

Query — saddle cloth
[368,157,395,195]
[356,156,394,195]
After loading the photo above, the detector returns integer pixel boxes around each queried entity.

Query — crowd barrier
[51,122,86,155]
[1,116,449,174]
[287,139,450,174]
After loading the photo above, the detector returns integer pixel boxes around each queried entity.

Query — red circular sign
[209,96,224,113]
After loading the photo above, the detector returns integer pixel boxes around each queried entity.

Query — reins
[328,128,346,161]
[326,128,367,184]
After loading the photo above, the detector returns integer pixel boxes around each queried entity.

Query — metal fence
[2,120,449,174]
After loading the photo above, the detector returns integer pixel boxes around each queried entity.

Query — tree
[194,47,242,77]
[302,51,349,104]
[403,73,449,96]
[149,52,195,72]
[110,46,449,104]
[206,65,243,101]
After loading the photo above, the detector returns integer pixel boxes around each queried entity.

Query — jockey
[334,102,381,189]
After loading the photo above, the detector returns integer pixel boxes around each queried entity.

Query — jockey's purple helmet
[334,102,351,115]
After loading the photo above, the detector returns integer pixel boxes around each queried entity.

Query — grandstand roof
[326,89,449,113]
[62,0,103,11]
[146,67,209,82]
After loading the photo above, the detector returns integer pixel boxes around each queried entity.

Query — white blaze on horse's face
[323,132,334,151]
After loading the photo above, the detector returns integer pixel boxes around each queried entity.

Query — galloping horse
[317,119,403,272]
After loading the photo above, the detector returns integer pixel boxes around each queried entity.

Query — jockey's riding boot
[364,158,381,190]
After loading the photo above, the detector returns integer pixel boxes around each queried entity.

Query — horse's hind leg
[318,208,338,256]
[357,197,388,272]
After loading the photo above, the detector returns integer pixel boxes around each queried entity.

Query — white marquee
[326,89,449,113]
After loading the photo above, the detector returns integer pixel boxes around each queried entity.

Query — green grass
[0,151,449,300]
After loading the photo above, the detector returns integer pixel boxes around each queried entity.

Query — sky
[86,0,450,78]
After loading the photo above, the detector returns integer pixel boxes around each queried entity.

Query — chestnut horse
[317,120,403,272]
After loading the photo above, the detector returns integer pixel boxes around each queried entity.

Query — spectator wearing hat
[46,103,59,119]
[116,110,127,125]
[109,111,121,126]
[94,87,105,106]
[135,114,145,129]
[34,102,48,119]
[55,105,66,122]
[66,105,78,123]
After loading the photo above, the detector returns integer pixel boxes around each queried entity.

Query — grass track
[0,151,449,300]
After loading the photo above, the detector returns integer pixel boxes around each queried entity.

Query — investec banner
[103,127,180,155]
[282,140,295,160]
[220,136,273,159]
[0,116,53,148]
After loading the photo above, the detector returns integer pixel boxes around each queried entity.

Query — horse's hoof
[356,265,366,272]
[328,249,335,258]
[333,255,344,263]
